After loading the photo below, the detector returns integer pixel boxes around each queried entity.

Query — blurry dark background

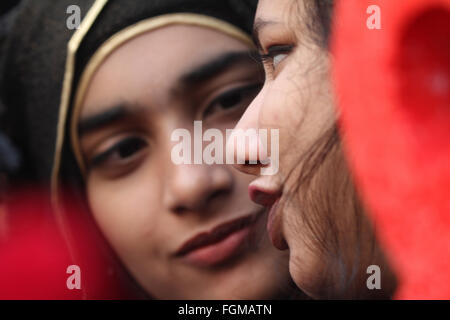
[0,0,19,16]
[0,0,22,177]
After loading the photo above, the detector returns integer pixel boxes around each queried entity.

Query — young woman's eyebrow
[78,104,129,136]
[178,50,259,88]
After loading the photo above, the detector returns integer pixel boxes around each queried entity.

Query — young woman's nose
[227,88,267,176]
[164,163,233,215]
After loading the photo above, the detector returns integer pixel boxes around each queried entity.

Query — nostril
[171,188,229,215]
[244,159,266,166]
[206,188,229,204]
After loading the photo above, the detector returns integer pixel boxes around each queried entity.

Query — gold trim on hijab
[50,0,109,299]
[51,0,108,205]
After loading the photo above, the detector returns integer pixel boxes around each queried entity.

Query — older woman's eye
[273,53,288,68]
[260,44,293,71]
[90,136,148,168]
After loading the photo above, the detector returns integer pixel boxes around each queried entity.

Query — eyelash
[259,44,294,72]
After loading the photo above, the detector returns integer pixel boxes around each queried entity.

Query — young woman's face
[78,24,295,299]
[231,0,384,298]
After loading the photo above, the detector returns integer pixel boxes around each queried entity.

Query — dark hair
[282,0,396,299]
[305,0,334,48]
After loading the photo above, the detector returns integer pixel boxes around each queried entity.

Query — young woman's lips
[174,213,260,268]
[248,185,288,250]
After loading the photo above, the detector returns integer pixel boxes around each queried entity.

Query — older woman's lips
[174,213,260,267]
[248,185,288,250]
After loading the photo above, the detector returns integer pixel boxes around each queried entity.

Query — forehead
[81,24,251,117]
[256,0,296,20]
[254,0,303,43]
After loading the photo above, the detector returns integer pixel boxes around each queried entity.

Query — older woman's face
[230,0,386,298]
[78,24,296,299]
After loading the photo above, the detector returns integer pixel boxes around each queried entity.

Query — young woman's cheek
[85,170,164,257]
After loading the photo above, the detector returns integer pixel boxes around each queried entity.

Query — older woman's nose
[226,88,268,176]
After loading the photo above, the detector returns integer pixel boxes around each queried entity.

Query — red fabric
[333,0,450,299]
[0,188,130,299]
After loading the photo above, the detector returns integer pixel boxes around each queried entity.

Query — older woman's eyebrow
[78,104,129,136]
[179,50,259,87]
[252,18,279,51]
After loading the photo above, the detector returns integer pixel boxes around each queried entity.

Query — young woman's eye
[260,45,293,71]
[90,136,148,168]
[203,83,262,118]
